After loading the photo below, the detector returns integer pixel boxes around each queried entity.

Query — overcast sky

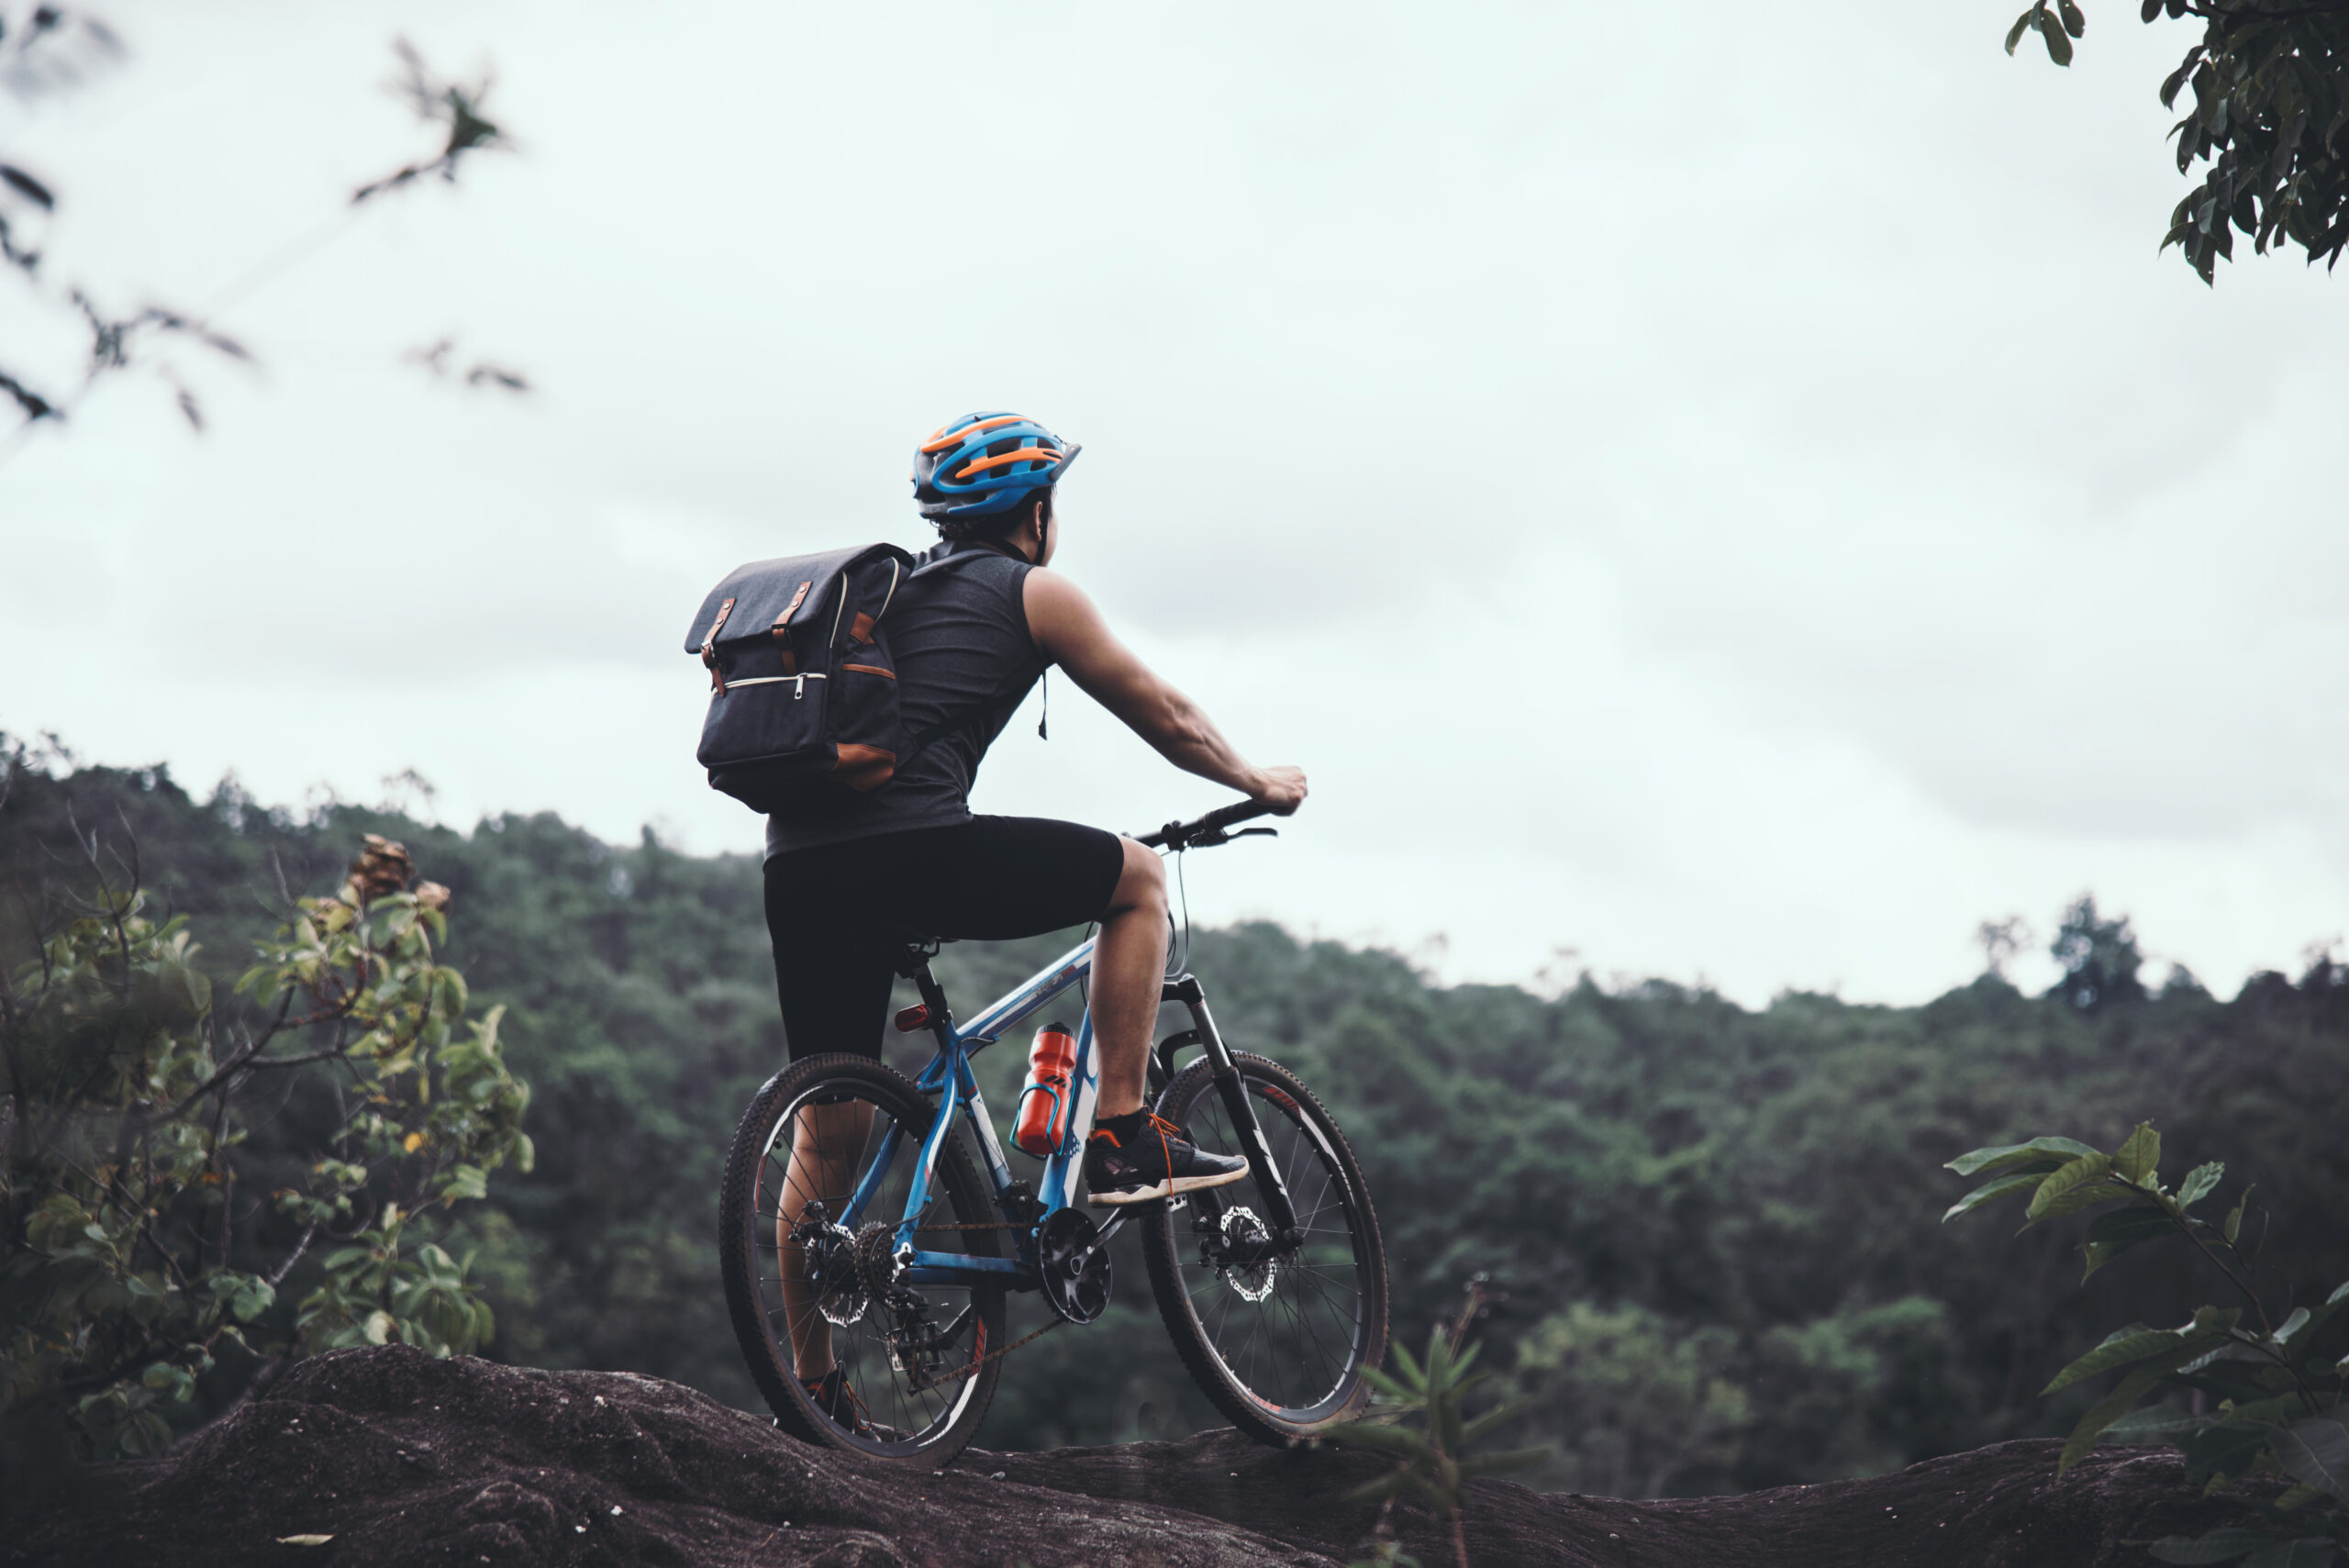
[4,0,2343,1005]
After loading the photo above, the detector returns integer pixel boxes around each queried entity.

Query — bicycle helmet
[910,412,1080,528]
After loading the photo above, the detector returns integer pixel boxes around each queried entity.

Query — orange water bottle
[1014,1021,1079,1157]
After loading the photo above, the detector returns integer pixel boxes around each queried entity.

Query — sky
[2,0,2343,1006]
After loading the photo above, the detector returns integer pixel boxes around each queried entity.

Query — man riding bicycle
[763,411,1306,1415]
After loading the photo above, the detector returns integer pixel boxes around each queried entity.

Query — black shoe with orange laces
[1084,1111,1249,1207]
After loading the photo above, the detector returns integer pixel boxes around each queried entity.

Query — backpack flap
[685,543,917,812]
[683,543,913,693]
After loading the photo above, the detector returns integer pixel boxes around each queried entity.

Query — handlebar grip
[1199,799,1275,833]
[1135,798,1277,850]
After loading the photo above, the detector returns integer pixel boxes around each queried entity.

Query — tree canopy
[2006,0,2349,281]
[6,743,2345,1495]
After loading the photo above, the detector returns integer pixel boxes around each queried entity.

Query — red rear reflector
[894,1005,930,1033]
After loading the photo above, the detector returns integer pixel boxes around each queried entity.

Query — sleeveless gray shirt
[763,541,1044,857]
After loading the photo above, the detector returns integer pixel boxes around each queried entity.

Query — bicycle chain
[872,1216,1058,1392]
[892,1209,1106,1388]
[903,1312,1064,1394]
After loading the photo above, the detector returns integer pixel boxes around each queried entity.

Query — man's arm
[1024,568,1306,812]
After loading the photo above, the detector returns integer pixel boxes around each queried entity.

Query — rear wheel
[1139,1051,1388,1442]
[718,1052,1006,1464]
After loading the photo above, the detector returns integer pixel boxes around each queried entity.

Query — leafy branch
[1999,0,2349,281]
[0,28,518,456]
[1943,1123,2349,1564]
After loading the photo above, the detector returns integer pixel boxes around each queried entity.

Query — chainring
[1035,1207,1113,1325]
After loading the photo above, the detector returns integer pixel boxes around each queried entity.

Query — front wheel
[1139,1051,1389,1442]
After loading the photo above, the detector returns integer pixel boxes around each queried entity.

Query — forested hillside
[6,744,2345,1497]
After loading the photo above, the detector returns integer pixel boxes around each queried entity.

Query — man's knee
[1107,837,1166,917]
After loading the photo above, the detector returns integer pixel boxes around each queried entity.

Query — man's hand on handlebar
[1137,791,1299,851]
[1249,765,1307,817]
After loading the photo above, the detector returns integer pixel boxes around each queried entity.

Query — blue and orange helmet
[910,412,1080,527]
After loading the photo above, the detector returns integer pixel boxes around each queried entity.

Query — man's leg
[776,1099,874,1380]
[881,817,1224,1202]
[763,849,895,1385]
[1088,836,1168,1121]
[1076,837,1248,1205]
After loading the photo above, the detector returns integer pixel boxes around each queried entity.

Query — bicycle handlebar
[1135,798,1280,851]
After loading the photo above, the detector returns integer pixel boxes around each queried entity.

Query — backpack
[682,543,996,816]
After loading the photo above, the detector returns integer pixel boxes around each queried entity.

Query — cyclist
[763,411,1306,1415]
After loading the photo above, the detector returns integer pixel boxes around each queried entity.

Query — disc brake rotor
[1217,1206,1279,1303]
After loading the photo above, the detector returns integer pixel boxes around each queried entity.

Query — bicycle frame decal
[930,937,1097,1056]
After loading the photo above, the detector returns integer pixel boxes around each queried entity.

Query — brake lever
[1188,826,1278,849]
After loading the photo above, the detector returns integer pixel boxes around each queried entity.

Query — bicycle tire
[1139,1051,1389,1443]
[718,1051,1006,1465]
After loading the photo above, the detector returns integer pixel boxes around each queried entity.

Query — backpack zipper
[718,673,827,695]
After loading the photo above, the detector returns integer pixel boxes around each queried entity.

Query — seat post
[897,946,955,1033]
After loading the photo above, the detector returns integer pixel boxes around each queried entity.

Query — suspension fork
[1160,974,1302,1247]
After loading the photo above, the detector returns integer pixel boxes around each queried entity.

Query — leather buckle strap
[699,596,737,694]
[771,580,813,675]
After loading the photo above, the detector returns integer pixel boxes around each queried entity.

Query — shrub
[1,831,529,1456]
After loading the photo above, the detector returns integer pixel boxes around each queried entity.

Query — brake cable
[1170,841,1193,980]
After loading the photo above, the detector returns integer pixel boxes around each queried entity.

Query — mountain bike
[718,800,1389,1464]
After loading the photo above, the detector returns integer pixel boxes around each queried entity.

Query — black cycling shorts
[763,815,1126,1062]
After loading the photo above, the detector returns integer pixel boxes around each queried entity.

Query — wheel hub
[854,1220,901,1305]
[789,1217,901,1329]
[1212,1206,1279,1302]
[789,1216,867,1328]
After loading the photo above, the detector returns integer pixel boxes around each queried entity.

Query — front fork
[1153,973,1303,1248]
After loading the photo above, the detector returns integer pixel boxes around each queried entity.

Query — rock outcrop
[12,1346,2264,1567]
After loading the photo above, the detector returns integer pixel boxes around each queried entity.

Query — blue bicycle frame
[837,933,1302,1294]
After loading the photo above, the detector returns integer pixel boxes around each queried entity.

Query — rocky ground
[11,1346,2262,1567]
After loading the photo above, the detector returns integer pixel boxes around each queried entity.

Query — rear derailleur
[893,1292,978,1393]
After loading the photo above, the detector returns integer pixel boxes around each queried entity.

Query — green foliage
[2050,896,2147,1015]
[8,744,2349,1496]
[1943,1123,2349,1563]
[0,816,527,1457]
[2001,1,2349,283]
[1348,1541,1422,1568]
[1507,1300,1748,1498]
[1332,1287,1546,1568]
[2007,0,2086,70]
